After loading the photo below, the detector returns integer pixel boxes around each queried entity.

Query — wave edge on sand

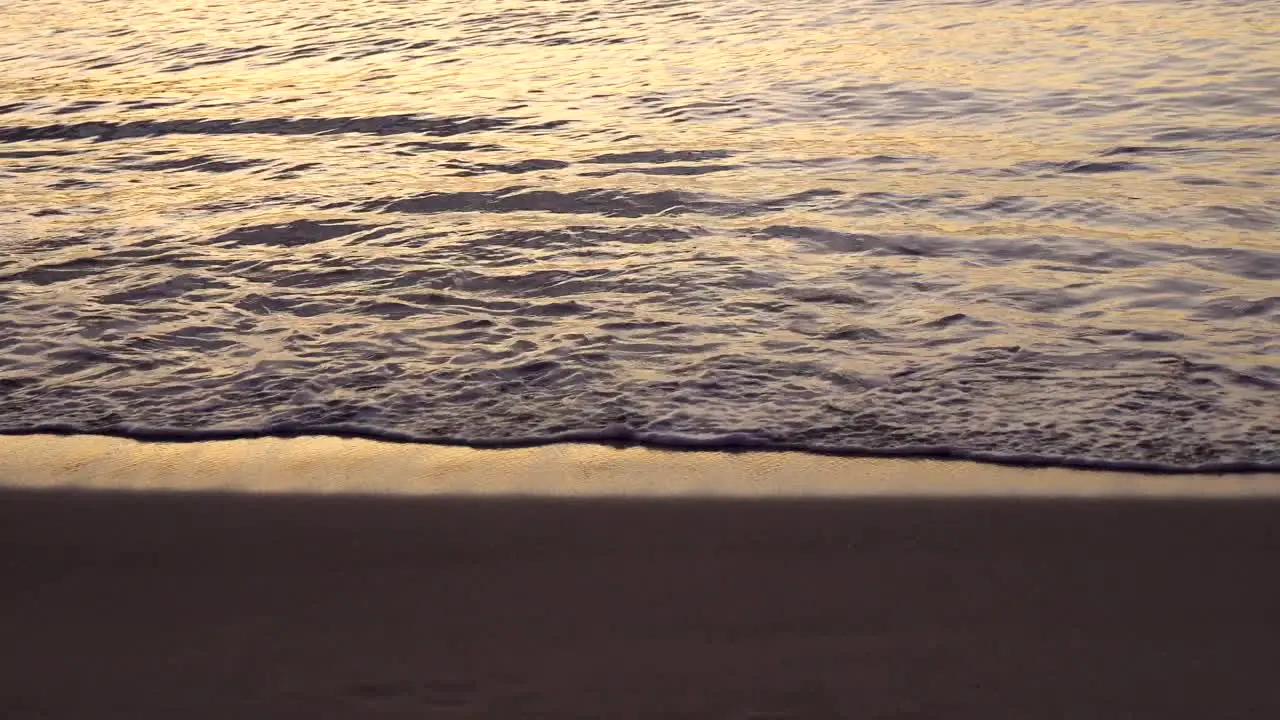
[2,426,1280,475]
[2,432,1279,497]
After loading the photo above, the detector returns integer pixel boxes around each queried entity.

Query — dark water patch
[203,220,376,248]
[782,287,873,306]
[1100,145,1203,157]
[598,319,682,332]
[968,196,1037,213]
[856,155,918,165]
[0,114,530,143]
[48,178,104,189]
[1011,160,1152,177]
[395,140,506,153]
[443,158,571,176]
[0,149,82,159]
[1060,161,1150,175]
[122,99,186,110]
[1175,246,1280,281]
[1,257,124,286]
[376,187,755,218]
[1194,296,1280,321]
[821,326,889,341]
[1177,176,1229,186]
[160,48,275,73]
[121,154,270,173]
[51,100,110,115]
[232,294,342,317]
[1202,205,1279,231]
[358,301,435,320]
[97,275,236,305]
[516,300,593,317]
[268,266,401,289]
[584,149,735,164]
[920,313,973,329]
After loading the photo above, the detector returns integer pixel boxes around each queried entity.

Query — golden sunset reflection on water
[1,0,1276,468]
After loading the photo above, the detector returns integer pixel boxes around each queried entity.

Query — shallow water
[1,0,1277,469]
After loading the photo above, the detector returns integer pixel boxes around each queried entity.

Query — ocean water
[1,0,1277,470]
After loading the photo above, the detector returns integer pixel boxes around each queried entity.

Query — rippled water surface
[2,0,1278,469]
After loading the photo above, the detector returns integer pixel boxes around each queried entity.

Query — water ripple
[1,0,1277,469]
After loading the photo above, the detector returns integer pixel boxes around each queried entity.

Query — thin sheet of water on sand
[2,434,1278,496]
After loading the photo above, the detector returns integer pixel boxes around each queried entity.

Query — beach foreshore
[3,433,1280,497]
[3,435,1280,718]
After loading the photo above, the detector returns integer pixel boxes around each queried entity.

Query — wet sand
[3,436,1280,718]
[4,434,1280,497]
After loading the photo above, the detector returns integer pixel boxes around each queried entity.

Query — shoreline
[6,428,1279,476]
[2,433,1280,497]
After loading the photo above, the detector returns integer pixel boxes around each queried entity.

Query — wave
[3,0,1277,481]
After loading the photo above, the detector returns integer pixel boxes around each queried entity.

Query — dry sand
[3,435,1280,719]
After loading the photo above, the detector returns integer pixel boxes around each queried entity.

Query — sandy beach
[3,436,1280,719]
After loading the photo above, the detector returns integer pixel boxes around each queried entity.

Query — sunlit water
[1,0,1277,469]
